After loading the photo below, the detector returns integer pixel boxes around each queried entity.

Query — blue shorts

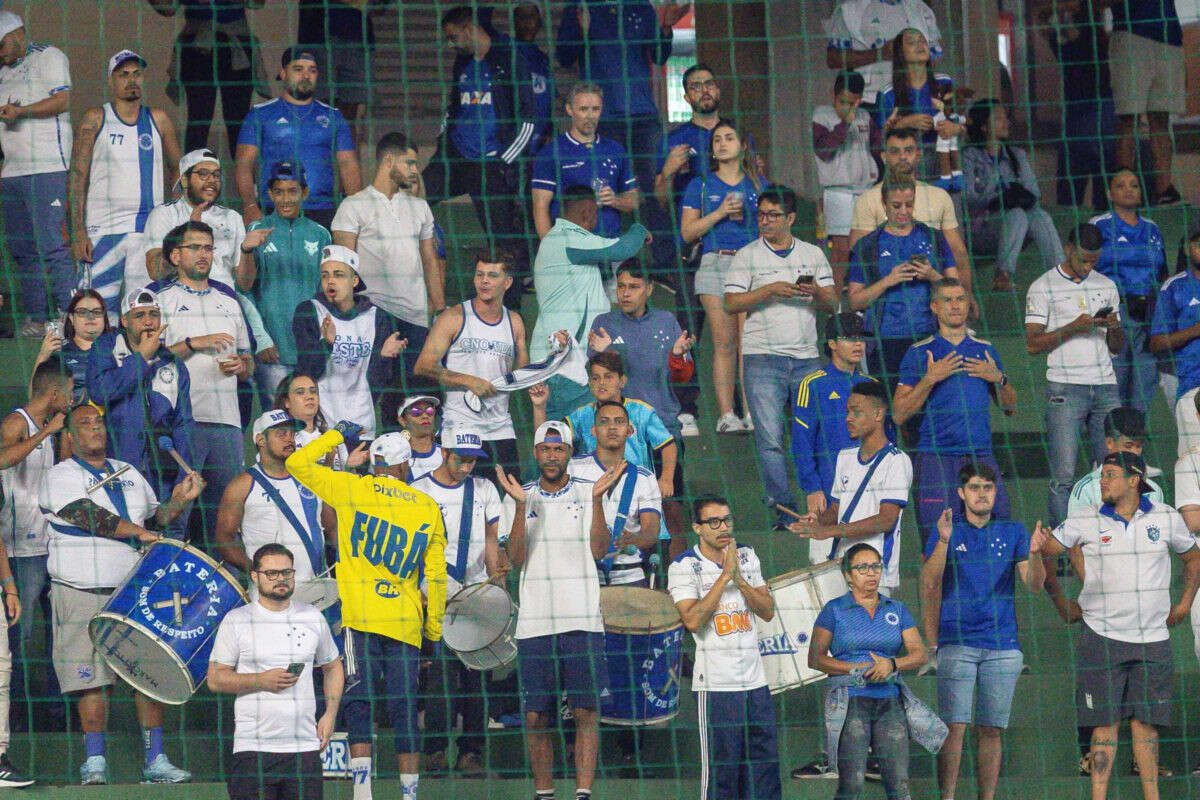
[936,645,1023,728]
[517,631,608,714]
[342,628,421,754]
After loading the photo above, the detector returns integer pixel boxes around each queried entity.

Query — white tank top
[240,466,323,583]
[312,301,379,438]
[86,103,164,238]
[442,300,516,439]
[0,409,54,557]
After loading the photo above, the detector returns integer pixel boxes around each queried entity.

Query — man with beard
[209,543,343,800]
[69,49,180,320]
[215,410,331,595]
[235,47,361,229]
[333,131,444,411]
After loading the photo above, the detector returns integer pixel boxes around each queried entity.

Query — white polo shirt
[1054,497,1197,643]
[331,186,435,328]
[724,237,834,360]
[1025,265,1120,385]
[39,457,157,590]
[829,444,912,589]
[209,599,339,753]
[668,544,767,692]
[0,43,72,177]
[568,455,662,585]
[514,477,602,639]
[156,280,251,427]
[136,199,246,291]
[1176,451,1200,511]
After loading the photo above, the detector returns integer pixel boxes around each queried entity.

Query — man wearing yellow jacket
[287,421,446,800]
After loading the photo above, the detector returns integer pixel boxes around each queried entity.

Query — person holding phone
[1024,222,1123,527]
[208,543,344,800]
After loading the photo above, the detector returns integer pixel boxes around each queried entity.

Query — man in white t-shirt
[1025,222,1124,527]
[1173,398,1200,685]
[724,186,837,528]
[789,382,913,592]
[668,494,780,800]
[494,421,621,800]
[208,543,343,800]
[411,423,503,776]
[0,12,74,334]
[1044,452,1200,800]
[332,131,445,408]
[568,399,662,586]
[39,403,201,785]
[154,221,254,544]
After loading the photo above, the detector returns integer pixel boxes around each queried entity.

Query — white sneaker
[677,413,700,437]
[142,753,191,784]
[80,755,107,786]
[715,412,747,434]
[742,414,755,431]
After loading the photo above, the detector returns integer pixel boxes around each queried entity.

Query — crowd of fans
[0,0,1195,798]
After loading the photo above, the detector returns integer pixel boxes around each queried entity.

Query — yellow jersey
[286,429,446,648]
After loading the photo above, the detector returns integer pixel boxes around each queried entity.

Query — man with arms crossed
[209,543,343,800]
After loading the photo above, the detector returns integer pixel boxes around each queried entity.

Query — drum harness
[446,477,475,586]
[597,463,639,585]
[828,447,891,561]
[247,466,326,577]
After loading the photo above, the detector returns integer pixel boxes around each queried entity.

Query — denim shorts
[936,645,1023,728]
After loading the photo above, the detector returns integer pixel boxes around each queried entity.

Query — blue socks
[143,726,164,766]
[84,732,106,759]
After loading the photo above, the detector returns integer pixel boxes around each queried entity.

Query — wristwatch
[997,373,1009,387]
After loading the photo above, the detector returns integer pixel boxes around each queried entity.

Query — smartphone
[795,275,814,286]
[1094,306,1113,318]
[287,662,305,676]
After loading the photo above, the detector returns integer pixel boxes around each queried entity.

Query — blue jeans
[186,422,245,548]
[0,171,75,319]
[969,206,1065,276]
[7,554,57,707]
[936,646,1024,728]
[1045,381,1120,525]
[836,696,911,800]
[1113,314,1158,415]
[743,354,822,513]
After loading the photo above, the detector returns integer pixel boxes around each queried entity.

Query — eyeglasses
[406,406,437,417]
[685,80,718,92]
[698,515,734,529]
[257,568,295,580]
[848,563,884,574]
[180,244,215,254]
[191,169,221,180]
[758,210,786,221]
[71,308,106,320]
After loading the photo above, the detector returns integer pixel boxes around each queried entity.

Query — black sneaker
[0,754,34,788]
[864,756,882,782]
[1153,185,1182,206]
[791,755,836,779]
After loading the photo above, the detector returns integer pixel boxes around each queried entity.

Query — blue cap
[268,160,307,187]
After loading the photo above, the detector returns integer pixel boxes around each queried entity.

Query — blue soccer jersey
[532,132,638,237]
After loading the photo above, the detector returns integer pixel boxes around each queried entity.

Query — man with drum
[209,543,344,800]
[494,421,623,800]
[286,418,446,800]
[411,423,504,777]
[215,410,330,592]
[668,494,780,800]
[38,402,202,785]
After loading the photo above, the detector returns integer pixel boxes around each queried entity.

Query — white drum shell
[442,582,519,671]
[757,560,848,694]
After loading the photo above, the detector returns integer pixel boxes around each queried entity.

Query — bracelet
[889,657,898,673]
[184,337,194,353]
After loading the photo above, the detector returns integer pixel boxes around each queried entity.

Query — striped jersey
[86,103,163,238]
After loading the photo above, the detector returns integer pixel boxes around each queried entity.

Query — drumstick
[774,503,806,521]
[156,435,196,474]
[85,463,132,494]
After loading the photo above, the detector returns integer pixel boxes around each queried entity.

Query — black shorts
[651,436,684,499]
[227,750,322,800]
[1075,624,1174,728]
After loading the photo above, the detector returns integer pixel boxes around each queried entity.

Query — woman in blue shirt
[31,290,111,409]
[876,28,961,184]
[680,120,763,434]
[811,543,928,800]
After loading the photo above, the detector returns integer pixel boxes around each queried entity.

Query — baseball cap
[252,409,304,439]
[321,244,359,272]
[441,425,488,458]
[281,46,320,70]
[369,432,413,468]
[398,395,441,418]
[107,49,146,75]
[179,148,220,177]
[1101,452,1152,494]
[534,420,573,448]
[268,160,307,187]
[0,12,23,40]
[122,286,159,315]
[824,311,867,341]
[1103,406,1147,441]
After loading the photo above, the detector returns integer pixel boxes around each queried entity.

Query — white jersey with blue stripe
[829,444,913,589]
[86,102,164,238]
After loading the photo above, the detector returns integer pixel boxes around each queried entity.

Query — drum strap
[248,467,325,576]
[829,446,891,561]
[447,477,475,585]
[72,457,132,546]
[598,463,639,581]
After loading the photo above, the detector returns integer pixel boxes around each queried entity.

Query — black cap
[281,46,320,70]
[1101,451,1151,494]
[824,311,867,341]
[1103,406,1147,441]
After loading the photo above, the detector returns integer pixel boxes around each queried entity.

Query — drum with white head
[442,582,518,670]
